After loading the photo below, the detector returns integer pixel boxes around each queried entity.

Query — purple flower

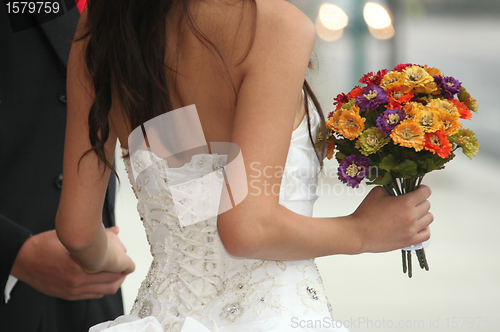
[376,108,406,135]
[356,85,388,112]
[434,75,462,99]
[337,155,371,188]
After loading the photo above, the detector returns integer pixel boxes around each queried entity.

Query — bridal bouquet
[317,63,479,277]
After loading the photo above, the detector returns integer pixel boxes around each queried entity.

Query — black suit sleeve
[0,214,31,301]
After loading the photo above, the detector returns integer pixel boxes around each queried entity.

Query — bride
[55,0,433,331]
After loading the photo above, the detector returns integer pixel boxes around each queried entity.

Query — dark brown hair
[74,0,327,173]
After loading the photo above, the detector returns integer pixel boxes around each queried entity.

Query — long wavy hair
[74,0,327,174]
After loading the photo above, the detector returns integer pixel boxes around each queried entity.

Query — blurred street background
[115,1,500,331]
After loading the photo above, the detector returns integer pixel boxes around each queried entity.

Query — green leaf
[432,152,455,170]
[393,160,418,178]
[378,155,399,171]
[415,158,435,173]
[365,162,379,181]
[364,110,378,129]
[378,155,418,179]
[336,151,346,162]
[368,171,393,185]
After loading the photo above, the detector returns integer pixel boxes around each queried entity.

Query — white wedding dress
[91,101,348,332]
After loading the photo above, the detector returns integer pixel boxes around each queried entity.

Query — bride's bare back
[109,0,310,149]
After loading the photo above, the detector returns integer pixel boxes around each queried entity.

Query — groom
[0,2,129,331]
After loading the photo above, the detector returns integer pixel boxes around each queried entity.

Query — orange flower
[326,139,335,159]
[326,109,342,132]
[338,106,365,140]
[451,98,473,120]
[390,120,425,151]
[424,131,453,158]
[414,109,443,133]
[347,86,364,99]
[380,71,405,91]
[386,87,414,110]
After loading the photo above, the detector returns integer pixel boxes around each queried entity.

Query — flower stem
[402,250,407,274]
[420,249,429,271]
[416,249,424,269]
[407,250,412,278]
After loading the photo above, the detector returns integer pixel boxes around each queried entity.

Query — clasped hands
[11,227,134,301]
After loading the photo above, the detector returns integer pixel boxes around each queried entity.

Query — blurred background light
[368,23,395,39]
[363,2,392,29]
[315,17,344,42]
[318,3,348,30]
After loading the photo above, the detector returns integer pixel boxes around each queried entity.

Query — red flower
[424,131,452,158]
[334,92,348,106]
[393,63,414,72]
[359,69,388,85]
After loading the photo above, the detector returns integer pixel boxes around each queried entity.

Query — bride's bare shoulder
[195,0,315,67]
[254,0,315,34]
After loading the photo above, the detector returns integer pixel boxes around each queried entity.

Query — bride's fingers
[416,211,434,230]
[414,199,431,219]
[413,225,431,245]
[412,211,433,240]
[406,185,432,205]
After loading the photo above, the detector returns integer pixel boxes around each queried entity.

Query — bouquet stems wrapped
[383,176,428,278]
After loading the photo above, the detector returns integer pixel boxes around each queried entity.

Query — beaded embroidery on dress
[90,99,348,332]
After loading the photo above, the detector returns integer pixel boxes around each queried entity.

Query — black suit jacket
[0,4,123,331]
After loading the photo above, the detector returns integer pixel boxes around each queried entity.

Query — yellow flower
[338,105,366,140]
[438,111,462,136]
[403,102,425,121]
[380,72,405,91]
[390,120,425,151]
[403,66,438,94]
[422,65,442,77]
[414,109,443,133]
[426,99,460,119]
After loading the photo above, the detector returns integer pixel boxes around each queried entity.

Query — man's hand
[10,227,133,301]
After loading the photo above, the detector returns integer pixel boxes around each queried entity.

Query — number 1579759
[6,2,60,14]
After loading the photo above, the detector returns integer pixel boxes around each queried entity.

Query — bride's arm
[55,10,134,274]
[217,0,433,260]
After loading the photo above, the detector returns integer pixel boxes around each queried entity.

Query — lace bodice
[119,103,344,332]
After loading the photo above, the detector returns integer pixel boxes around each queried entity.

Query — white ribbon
[401,238,431,252]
